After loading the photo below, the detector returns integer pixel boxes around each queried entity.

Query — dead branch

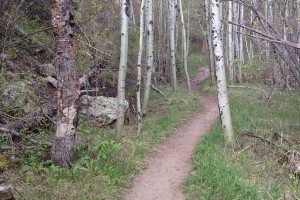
[0,127,20,137]
[9,27,52,46]
[4,98,56,132]
[245,131,287,152]
[237,31,300,49]
[151,85,165,96]
[14,25,54,54]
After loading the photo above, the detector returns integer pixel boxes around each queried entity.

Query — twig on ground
[0,127,21,137]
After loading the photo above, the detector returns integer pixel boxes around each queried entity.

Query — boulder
[0,81,37,114]
[80,95,129,124]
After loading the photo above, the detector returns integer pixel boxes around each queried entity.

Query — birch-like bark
[178,0,191,92]
[283,4,290,89]
[211,0,235,144]
[130,0,136,25]
[136,0,145,134]
[116,0,130,137]
[174,0,179,56]
[298,0,300,43]
[157,0,163,80]
[264,0,270,58]
[228,0,234,83]
[205,0,215,84]
[238,4,244,84]
[169,0,178,91]
[186,1,191,55]
[233,2,239,82]
[249,0,254,62]
[297,0,300,69]
[51,0,80,167]
[142,0,154,114]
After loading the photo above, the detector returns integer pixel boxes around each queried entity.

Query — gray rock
[80,95,129,124]
[1,81,36,114]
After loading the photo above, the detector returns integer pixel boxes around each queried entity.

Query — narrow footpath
[124,68,219,200]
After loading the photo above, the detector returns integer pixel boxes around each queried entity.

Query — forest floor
[123,68,219,200]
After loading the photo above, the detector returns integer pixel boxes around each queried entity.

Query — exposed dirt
[123,68,219,200]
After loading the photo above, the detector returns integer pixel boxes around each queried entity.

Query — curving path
[123,68,219,200]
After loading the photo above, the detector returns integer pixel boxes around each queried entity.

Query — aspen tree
[130,0,136,25]
[178,0,191,92]
[186,1,191,55]
[233,2,240,83]
[211,0,235,144]
[249,0,254,62]
[116,0,130,137]
[238,4,244,84]
[205,0,215,84]
[142,0,154,114]
[264,0,270,58]
[169,0,178,91]
[228,0,234,83]
[137,0,145,134]
[283,4,290,89]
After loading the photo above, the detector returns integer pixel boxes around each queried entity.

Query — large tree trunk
[211,0,235,144]
[116,0,130,137]
[136,0,145,134]
[178,0,191,92]
[51,0,80,167]
[142,0,154,114]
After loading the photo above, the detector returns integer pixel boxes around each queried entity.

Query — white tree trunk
[116,0,130,137]
[298,0,300,43]
[228,0,234,83]
[233,2,240,83]
[169,0,178,91]
[264,0,270,58]
[283,4,290,89]
[136,0,145,134]
[186,1,191,55]
[130,0,136,26]
[211,0,235,144]
[205,0,215,84]
[178,0,191,92]
[249,1,254,62]
[142,0,154,114]
[238,4,244,84]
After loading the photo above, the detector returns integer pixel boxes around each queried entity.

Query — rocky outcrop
[80,95,129,125]
[0,81,37,114]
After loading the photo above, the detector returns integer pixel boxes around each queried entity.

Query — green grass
[188,53,208,76]
[6,86,200,199]
[183,84,300,200]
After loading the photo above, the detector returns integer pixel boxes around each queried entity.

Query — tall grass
[184,84,300,199]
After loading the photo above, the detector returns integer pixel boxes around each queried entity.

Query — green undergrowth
[188,53,209,76]
[8,86,200,199]
[184,83,300,199]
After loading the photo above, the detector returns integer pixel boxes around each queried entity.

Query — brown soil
[123,68,219,200]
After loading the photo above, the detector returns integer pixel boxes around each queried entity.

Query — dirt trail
[123,68,219,200]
